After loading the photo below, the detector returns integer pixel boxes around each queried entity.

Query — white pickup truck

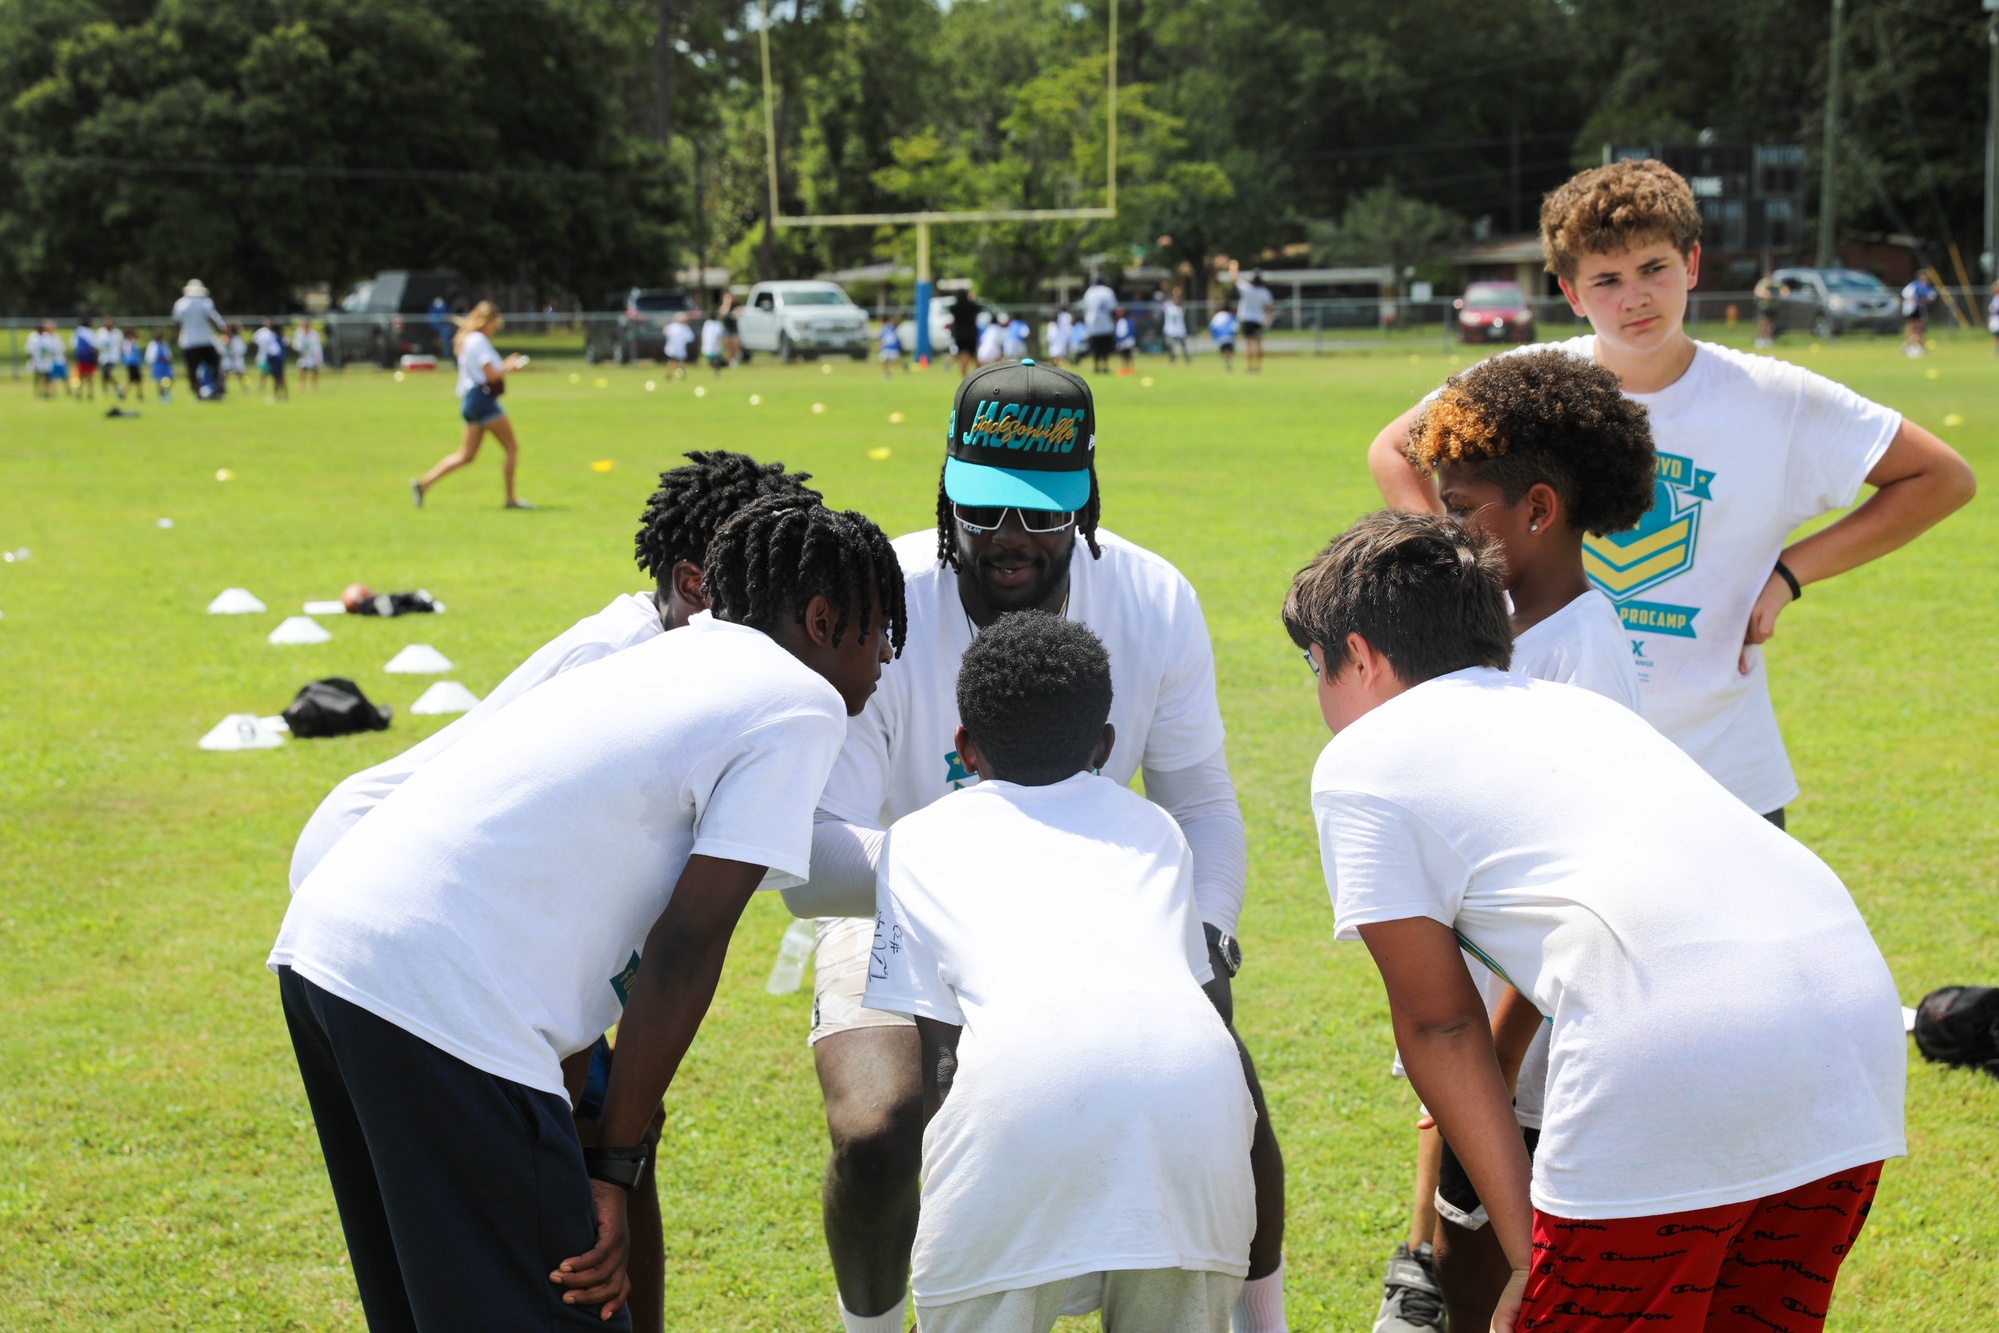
[735,281,871,361]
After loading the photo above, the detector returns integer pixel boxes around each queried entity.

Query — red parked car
[1455,281,1535,344]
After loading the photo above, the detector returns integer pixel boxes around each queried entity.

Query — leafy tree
[1308,184,1465,291]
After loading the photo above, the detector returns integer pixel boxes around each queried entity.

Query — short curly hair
[956,610,1113,786]
[634,450,820,586]
[1282,511,1512,684]
[1404,350,1655,536]
[1540,159,1701,281]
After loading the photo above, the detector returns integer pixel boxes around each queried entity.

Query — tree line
[0,0,1984,312]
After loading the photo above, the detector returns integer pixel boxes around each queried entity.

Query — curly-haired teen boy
[1368,158,1973,827]
[273,499,904,1331]
[1376,350,1657,1333]
[1290,511,1905,1333]
[865,611,1254,1333]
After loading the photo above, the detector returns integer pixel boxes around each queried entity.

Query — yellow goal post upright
[756,0,1118,361]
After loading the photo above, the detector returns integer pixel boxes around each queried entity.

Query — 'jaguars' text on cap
[944,359,1095,512]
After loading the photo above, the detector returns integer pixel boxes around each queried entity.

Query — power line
[10,154,669,185]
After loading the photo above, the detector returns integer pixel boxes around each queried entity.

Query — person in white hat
[172,279,228,399]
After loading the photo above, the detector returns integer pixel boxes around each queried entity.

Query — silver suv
[1770,268,1900,337]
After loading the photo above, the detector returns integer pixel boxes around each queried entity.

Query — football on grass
[341,583,373,613]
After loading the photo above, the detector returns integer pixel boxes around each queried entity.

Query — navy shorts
[461,387,506,424]
[1241,320,1265,338]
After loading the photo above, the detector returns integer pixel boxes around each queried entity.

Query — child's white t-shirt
[288,592,666,891]
[1315,669,1906,1219]
[271,615,847,1096]
[1068,322,1091,356]
[865,774,1254,1303]
[1513,337,1899,813]
[817,529,1233,925]
[454,330,503,395]
[1163,302,1187,338]
[699,319,724,357]
[664,321,695,359]
[1511,588,1640,716]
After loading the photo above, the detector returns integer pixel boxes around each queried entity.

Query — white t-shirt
[1511,588,1641,716]
[96,327,125,365]
[700,319,724,358]
[289,592,666,892]
[1316,669,1906,1219]
[865,775,1254,1303]
[271,615,848,1096]
[1082,283,1118,335]
[292,327,324,366]
[454,330,504,395]
[977,321,1004,363]
[25,331,59,372]
[172,295,222,348]
[1163,302,1187,338]
[253,327,284,361]
[819,530,1229,913]
[1235,282,1274,325]
[1003,320,1029,358]
[1511,337,1899,812]
[665,321,695,360]
[1042,322,1061,356]
[1068,323,1091,356]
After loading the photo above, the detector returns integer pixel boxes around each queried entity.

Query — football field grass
[1,337,1994,1330]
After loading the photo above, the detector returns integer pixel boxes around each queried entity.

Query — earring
[1529,523,1539,532]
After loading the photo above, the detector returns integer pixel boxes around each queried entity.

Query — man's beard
[958,532,1076,618]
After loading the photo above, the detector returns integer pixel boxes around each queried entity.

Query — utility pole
[1986,1,1999,276]
[1816,0,1845,268]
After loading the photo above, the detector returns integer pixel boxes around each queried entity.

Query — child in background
[96,319,127,400]
[147,331,175,403]
[25,320,61,398]
[1040,316,1062,367]
[1003,313,1030,360]
[224,325,250,392]
[976,316,1004,366]
[865,612,1254,1333]
[878,319,902,378]
[663,312,694,377]
[700,312,727,375]
[1208,304,1237,372]
[1114,307,1136,371]
[292,319,324,391]
[1066,313,1090,365]
[72,319,98,401]
[1289,510,1905,1333]
[1163,292,1189,362]
[255,319,289,401]
[121,324,146,400]
[1387,347,1654,1332]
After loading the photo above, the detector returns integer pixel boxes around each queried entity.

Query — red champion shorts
[1519,1162,1881,1332]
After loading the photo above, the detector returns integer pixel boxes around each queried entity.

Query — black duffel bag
[1911,985,1999,1078]
[282,677,393,738]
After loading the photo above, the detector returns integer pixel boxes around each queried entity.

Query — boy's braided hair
[703,495,908,655]
[1404,349,1655,536]
[634,450,820,585]
[932,462,1102,570]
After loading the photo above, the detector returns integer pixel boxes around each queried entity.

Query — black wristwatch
[583,1143,651,1190]
[1204,923,1243,978]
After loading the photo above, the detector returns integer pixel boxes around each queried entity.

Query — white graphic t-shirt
[865,774,1253,1303]
[272,616,847,1096]
[1316,669,1907,1219]
[288,592,665,891]
[454,330,504,395]
[819,528,1225,864]
[1506,337,1899,812]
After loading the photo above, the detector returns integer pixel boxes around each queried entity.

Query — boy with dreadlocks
[275,496,906,1330]
[1373,348,1656,1333]
[781,360,1291,1333]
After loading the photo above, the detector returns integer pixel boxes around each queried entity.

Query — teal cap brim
[943,456,1091,511]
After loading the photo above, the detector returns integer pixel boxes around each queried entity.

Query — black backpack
[283,677,393,738]
[1911,986,1999,1078]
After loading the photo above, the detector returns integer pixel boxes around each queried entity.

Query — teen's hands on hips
[549,1179,631,1319]
[1739,570,1792,674]
[1491,1266,1530,1333]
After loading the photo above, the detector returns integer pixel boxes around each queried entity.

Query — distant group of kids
[22,280,324,405]
[659,296,742,378]
[272,156,1971,1333]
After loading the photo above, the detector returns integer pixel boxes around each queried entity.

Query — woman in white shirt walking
[414,301,532,509]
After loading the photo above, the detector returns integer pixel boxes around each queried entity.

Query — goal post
[757,0,1119,360]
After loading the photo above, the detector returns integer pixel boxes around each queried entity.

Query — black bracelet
[1773,559,1802,602]
[583,1143,650,1190]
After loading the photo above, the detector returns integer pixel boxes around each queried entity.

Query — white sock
[838,1291,907,1333]
[1231,1260,1287,1333]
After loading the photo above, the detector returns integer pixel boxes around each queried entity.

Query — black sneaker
[1372,1241,1446,1332]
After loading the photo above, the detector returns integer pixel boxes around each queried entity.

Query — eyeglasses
[952,503,1077,534]
[1301,649,1321,679]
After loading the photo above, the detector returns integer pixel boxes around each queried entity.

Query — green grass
[1,336,1993,1330]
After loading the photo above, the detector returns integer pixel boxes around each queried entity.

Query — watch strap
[583,1143,650,1190]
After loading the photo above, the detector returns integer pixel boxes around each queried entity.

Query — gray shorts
[809,914,916,1046]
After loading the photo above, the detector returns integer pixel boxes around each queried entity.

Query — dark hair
[933,462,1102,569]
[1404,350,1655,536]
[702,495,907,655]
[634,450,820,586]
[956,610,1113,785]
[1282,510,1512,683]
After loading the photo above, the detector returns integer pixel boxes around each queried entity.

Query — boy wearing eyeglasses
[784,360,1290,1333]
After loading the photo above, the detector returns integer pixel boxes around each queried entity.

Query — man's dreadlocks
[633,450,820,587]
[705,495,909,656]
[932,462,1103,569]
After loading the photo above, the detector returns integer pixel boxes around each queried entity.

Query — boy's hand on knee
[550,1179,632,1318]
[1491,1266,1529,1333]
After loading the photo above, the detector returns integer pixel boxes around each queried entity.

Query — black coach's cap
[944,359,1095,511]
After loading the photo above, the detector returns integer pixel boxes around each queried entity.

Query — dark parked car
[1769,268,1900,337]
[326,271,467,369]
[1455,281,1535,344]
[586,287,699,363]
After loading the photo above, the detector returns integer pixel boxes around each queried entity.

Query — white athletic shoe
[1372,1241,1445,1333]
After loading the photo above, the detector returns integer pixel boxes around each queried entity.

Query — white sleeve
[1315,789,1469,942]
[779,814,885,920]
[1783,366,1901,525]
[861,841,964,1024]
[689,711,847,889]
[1140,575,1228,772]
[1144,746,1247,935]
